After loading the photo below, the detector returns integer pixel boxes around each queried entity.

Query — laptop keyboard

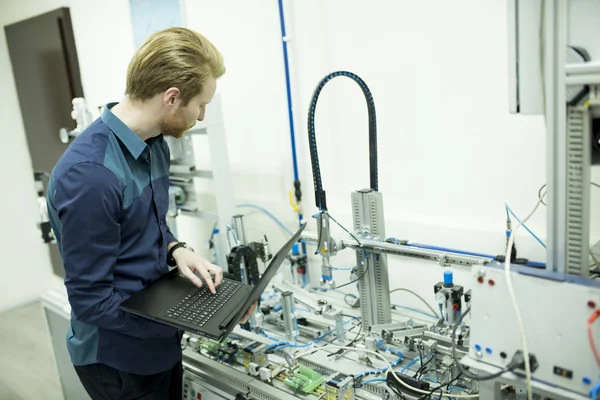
[163,280,242,327]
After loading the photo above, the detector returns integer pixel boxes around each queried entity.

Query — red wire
[589,308,600,367]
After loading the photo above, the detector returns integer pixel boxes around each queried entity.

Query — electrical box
[183,377,228,400]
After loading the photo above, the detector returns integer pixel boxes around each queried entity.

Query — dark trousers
[74,361,182,400]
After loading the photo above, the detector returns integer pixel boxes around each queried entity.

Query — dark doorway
[5,7,84,278]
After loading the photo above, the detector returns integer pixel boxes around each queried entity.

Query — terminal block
[325,373,355,400]
[283,365,324,394]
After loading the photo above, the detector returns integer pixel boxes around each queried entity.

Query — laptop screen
[219,222,306,338]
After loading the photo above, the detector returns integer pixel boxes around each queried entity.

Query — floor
[0,302,64,400]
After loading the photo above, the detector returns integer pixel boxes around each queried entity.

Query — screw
[477,269,486,277]
[475,351,483,359]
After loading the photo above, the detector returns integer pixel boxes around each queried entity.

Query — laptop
[121,223,306,340]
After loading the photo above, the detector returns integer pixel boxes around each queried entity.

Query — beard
[159,109,195,139]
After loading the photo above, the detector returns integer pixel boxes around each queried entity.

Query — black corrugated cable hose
[307,71,378,211]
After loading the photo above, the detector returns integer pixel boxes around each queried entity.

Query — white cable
[505,198,543,400]
[295,345,479,399]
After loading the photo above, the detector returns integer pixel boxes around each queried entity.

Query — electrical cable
[354,340,404,383]
[392,304,439,319]
[267,316,361,352]
[399,356,423,374]
[406,243,495,260]
[505,198,543,400]
[235,204,293,236]
[326,320,363,358]
[538,181,600,206]
[538,184,547,206]
[588,307,600,366]
[346,318,364,348]
[504,204,546,248]
[227,224,238,245]
[345,293,359,308]
[334,263,370,290]
[296,345,479,398]
[450,307,514,381]
[386,380,408,400]
[414,355,436,379]
[447,386,469,394]
[327,213,363,247]
[361,378,387,385]
[416,373,464,400]
[417,347,423,377]
[405,242,546,269]
[390,288,440,319]
[332,249,370,290]
[320,213,368,290]
[314,286,436,320]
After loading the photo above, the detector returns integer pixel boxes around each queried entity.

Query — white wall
[0,0,135,312]
[1,0,598,313]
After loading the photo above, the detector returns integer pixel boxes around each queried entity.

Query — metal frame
[564,106,591,276]
[165,94,235,270]
[351,189,392,327]
[544,0,569,275]
[301,232,492,268]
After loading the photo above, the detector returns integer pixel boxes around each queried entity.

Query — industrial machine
[179,2,600,399]
[39,2,599,400]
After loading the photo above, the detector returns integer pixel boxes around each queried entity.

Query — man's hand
[240,301,258,324]
[172,248,223,294]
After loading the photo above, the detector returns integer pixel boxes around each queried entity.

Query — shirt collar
[101,102,147,160]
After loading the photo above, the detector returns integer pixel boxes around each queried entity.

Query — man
[47,27,256,399]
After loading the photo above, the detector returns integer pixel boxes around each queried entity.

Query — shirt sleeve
[162,138,178,246]
[54,162,176,339]
[166,226,178,245]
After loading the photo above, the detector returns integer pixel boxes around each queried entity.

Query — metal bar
[564,107,591,277]
[281,291,296,342]
[232,214,248,245]
[565,74,600,85]
[273,281,320,310]
[301,232,492,267]
[544,0,568,274]
[352,190,391,327]
[507,0,518,113]
[565,61,600,75]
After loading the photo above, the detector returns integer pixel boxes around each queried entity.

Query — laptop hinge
[218,305,242,330]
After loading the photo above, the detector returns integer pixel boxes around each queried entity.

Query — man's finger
[240,303,257,323]
[178,265,203,288]
[206,263,223,287]
[196,265,216,294]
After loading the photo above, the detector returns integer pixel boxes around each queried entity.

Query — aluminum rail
[301,232,493,268]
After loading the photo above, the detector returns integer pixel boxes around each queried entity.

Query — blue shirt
[47,103,182,375]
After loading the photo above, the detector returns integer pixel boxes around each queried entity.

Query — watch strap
[168,242,190,267]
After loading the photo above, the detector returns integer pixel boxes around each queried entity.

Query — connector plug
[509,350,539,375]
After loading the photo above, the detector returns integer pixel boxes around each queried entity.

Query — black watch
[167,242,193,267]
